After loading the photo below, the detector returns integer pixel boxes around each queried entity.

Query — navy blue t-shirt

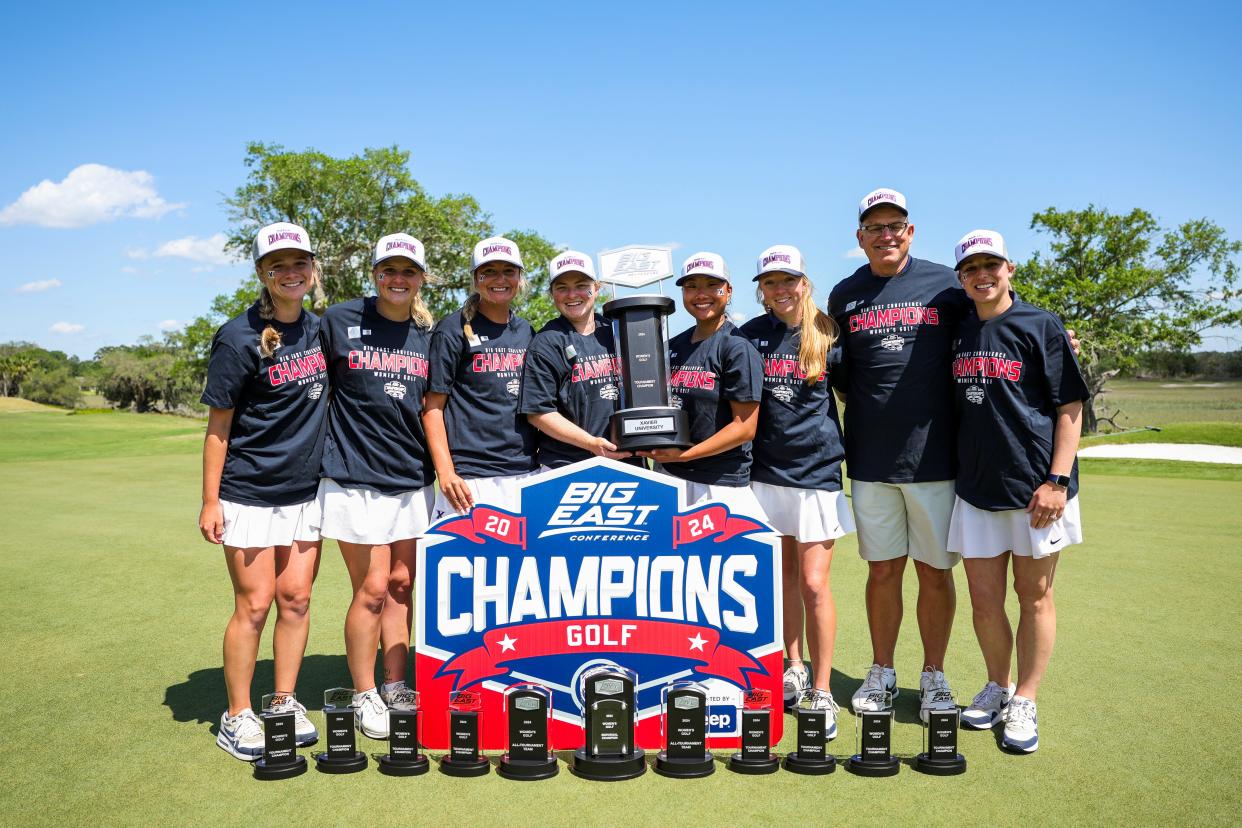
[428,308,536,479]
[201,303,329,507]
[952,297,1089,511]
[828,257,971,483]
[740,312,846,492]
[319,297,434,494]
[663,321,763,487]
[518,314,622,469]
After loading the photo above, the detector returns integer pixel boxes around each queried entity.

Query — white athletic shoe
[783,662,811,711]
[851,664,898,715]
[265,693,318,746]
[353,688,389,739]
[1002,696,1039,753]
[919,669,957,724]
[217,708,264,761]
[961,681,1015,730]
[802,689,840,740]
[380,681,419,712]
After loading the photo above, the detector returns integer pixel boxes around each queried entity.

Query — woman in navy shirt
[947,230,1088,754]
[741,245,854,735]
[317,233,435,738]
[199,222,328,760]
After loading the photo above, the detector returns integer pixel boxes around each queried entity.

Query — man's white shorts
[431,471,539,520]
[851,479,959,570]
[318,478,435,546]
[751,481,855,543]
[221,498,321,549]
[948,495,1083,559]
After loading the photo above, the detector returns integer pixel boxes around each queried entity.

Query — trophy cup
[597,245,689,451]
[498,683,558,781]
[377,690,429,777]
[572,665,646,781]
[253,693,307,780]
[314,688,368,773]
[654,681,715,778]
[846,695,900,777]
[783,703,837,775]
[914,708,967,776]
[728,688,779,774]
[440,689,490,777]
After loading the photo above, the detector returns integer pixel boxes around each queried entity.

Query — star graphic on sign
[687,633,707,652]
[497,634,518,653]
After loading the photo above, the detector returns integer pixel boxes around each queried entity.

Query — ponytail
[796,283,837,384]
[258,285,283,358]
[461,291,482,341]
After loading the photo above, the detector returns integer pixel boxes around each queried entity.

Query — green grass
[1,411,1240,826]
[1099,378,1242,428]
[1080,421,1242,448]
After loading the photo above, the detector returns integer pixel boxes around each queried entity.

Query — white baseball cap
[753,244,806,281]
[252,221,313,263]
[549,250,597,282]
[858,188,908,220]
[676,251,730,286]
[954,229,1011,269]
[471,236,524,272]
[372,233,427,270]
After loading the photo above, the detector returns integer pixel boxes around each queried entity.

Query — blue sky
[2,0,1239,358]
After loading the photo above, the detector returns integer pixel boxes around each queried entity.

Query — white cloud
[49,321,85,334]
[0,163,184,228]
[120,266,139,274]
[729,311,747,323]
[17,278,62,293]
[152,233,233,265]
[158,319,179,331]
[844,247,866,259]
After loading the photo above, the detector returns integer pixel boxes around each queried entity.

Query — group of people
[199,187,1087,762]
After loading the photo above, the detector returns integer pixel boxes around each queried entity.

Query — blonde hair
[462,268,528,341]
[757,275,838,384]
[256,258,322,358]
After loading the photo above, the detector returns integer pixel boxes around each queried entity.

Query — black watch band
[1046,474,1071,488]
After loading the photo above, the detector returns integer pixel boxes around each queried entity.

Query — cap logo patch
[762,253,792,266]
[557,256,587,269]
[268,231,302,244]
[867,193,895,207]
[483,244,513,256]
[961,236,994,252]
[685,258,716,272]
[386,240,419,254]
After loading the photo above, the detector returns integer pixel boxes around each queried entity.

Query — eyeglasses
[859,221,909,236]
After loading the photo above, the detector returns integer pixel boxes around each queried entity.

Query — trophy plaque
[378,690,429,777]
[728,688,778,774]
[498,683,558,781]
[440,689,490,777]
[315,688,367,774]
[783,705,837,775]
[914,708,967,776]
[654,682,715,779]
[253,693,307,780]
[572,665,646,781]
[846,702,900,777]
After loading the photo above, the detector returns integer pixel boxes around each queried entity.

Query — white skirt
[318,478,435,545]
[947,495,1083,559]
[751,481,855,543]
[221,498,322,549]
[431,471,539,520]
[682,479,766,516]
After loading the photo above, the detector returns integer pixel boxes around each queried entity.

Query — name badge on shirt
[565,344,577,360]
[467,334,482,347]
[347,326,361,339]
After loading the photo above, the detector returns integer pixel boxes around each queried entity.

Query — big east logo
[414,459,782,750]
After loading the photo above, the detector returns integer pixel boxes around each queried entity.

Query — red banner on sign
[672,505,766,547]
[435,507,526,548]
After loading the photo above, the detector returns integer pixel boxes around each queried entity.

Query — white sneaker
[265,693,318,746]
[1002,696,1039,753]
[919,669,957,724]
[783,662,811,710]
[801,689,840,740]
[851,664,898,715]
[353,688,389,739]
[217,708,264,761]
[380,681,419,712]
[961,681,1015,730]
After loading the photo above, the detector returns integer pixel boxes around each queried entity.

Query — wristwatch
[1046,474,1071,489]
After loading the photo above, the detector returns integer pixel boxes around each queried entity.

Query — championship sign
[414,458,783,749]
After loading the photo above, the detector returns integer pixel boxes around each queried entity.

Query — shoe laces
[1007,698,1036,729]
[972,682,1005,708]
[922,670,950,692]
[804,689,839,713]
[861,663,886,692]
[232,709,263,740]
[357,689,387,717]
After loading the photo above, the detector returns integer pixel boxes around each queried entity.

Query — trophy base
[654,751,716,779]
[572,747,646,781]
[253,755,306,780]
[611,408,690,452]
[314,750,368,774]
[728,752,780,775]
[377,752,430,776]
[498,753,559,781]
[439,755,491,777]
[783,752,837,775]
[913,752,966,776]
[846,754,900,777]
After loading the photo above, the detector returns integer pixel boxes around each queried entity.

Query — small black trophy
[654,681,715,778]
[914,708,967,775]
[378,690,429,777]
[728,689,778,774]
[440,689,490,777]
[253,693,307,780]
[315,688,368,773]
[572,665,646,781]
[498,683,558,781]
[783,706,836,775]
[846,701,900,777]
